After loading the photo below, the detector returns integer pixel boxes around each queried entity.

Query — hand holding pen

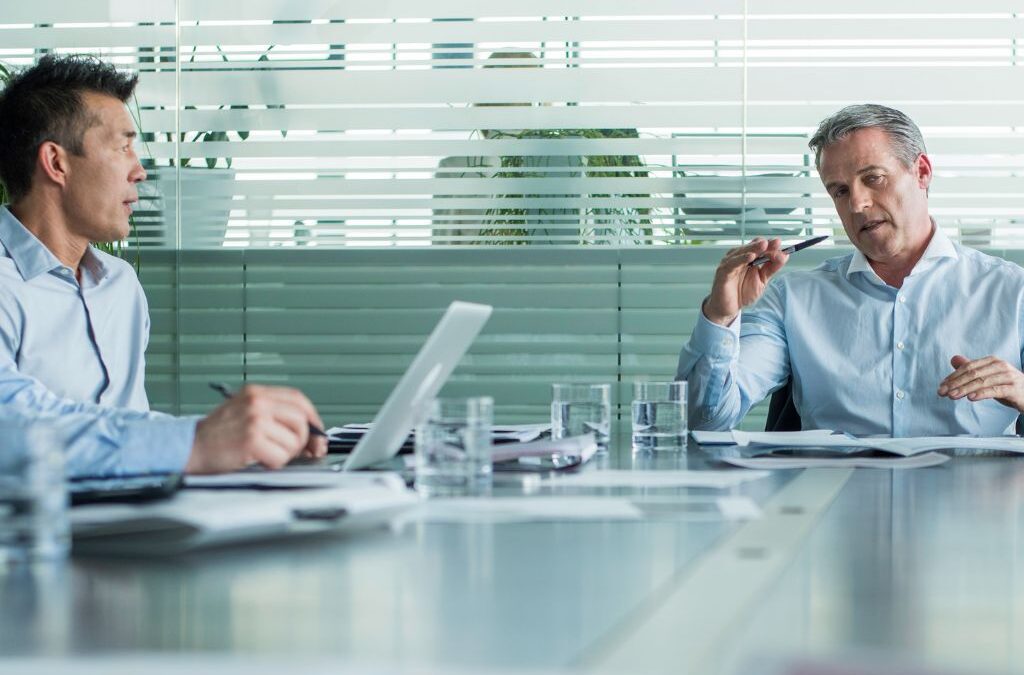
[703,235,828,327]
[210,382,328,439]
[184,382,328,474]
[748,235,828,267]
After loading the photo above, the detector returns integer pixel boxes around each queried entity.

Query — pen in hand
[748,235,829,268]
[208,382,328,438]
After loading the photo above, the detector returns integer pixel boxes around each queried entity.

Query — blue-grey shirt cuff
[117,416,199,475]
[689,308,742,360]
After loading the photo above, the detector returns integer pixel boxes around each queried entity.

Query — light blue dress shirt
[677,227,1024,436]
[0,206,195,476]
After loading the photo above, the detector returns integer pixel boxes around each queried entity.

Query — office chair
[764,378,1024,435]
[764,379,801,432]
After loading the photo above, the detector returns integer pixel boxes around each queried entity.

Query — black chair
[765,379,801,432]
[765,378,1024,435]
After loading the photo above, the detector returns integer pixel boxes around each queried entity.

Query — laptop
[340,300,492,471]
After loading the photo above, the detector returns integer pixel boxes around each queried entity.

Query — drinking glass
[551,383,611,451]
[0,420,69,563]
[631,381,687,452]
[415,397,493,497]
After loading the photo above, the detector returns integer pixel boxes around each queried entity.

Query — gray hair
[808,104,926,170]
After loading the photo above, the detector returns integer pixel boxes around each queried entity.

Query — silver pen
[749,235,829,267]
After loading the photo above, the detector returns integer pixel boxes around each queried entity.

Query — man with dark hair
[0,54,326,476]
[677,103,1024,436]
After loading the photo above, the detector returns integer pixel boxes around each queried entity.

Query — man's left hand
[938,354,1024,412]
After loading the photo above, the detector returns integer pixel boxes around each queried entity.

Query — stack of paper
[692,429,1024,469]
[326,423,550,451]
[72,476,418,555]
[693,429,1024,454]
[692,429,840,447]
[719,452,950,470]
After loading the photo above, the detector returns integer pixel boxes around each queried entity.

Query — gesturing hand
[938,355,1024,412]
[702,238,789,326]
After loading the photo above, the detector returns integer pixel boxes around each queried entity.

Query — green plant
[474,128,653,245]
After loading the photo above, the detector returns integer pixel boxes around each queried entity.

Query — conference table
[2,440,1023,675]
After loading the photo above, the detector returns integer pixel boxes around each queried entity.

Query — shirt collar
[0,205,111,283]
[846,219,958,281]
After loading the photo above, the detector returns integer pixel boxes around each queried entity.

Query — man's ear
[36,140,70,189]
[915,152,933,191]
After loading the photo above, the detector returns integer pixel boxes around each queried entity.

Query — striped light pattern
[4,1,1023,249]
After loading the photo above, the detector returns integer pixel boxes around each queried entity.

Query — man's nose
[130,160,147,184]
[849,184,871,212]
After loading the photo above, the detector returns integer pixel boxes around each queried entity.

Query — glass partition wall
[3,1,1024,426]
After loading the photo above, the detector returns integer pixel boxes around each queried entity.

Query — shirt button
[896,390,905,400]
[898,296,907,304]
[896,341,905,350]
[722,337,732,348]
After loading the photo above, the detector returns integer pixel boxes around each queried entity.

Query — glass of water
[631,381,687,452]
[415,397,493,497]
[551,383,611,451]
[0,420,69,563]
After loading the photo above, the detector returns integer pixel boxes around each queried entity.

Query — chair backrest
[765,379,801,432]
[766,378,1024,435]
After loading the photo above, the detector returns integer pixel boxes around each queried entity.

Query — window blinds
[5,1,1022,249]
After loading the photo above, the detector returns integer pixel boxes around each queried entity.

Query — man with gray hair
[676,103,1024,435]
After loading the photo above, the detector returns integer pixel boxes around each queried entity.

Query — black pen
[208,382,328,438]
[748,235,829,267]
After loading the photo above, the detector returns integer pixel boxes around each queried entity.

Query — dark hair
[0,54,139,201]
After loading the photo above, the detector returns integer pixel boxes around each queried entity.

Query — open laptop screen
[342,301,492,471]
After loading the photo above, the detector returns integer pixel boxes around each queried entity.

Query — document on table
[491,434,598,464]
[71,482,418,555]
[719,451,950,470]
[692,430,1024,456]
[692,429,838,446]
[185,471,407,490]
[874,436,1024,453]
[540,469,771,489]
[327,422,550,445]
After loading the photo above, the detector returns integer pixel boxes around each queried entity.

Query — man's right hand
[185,384,328,474]
[703,237,789,326]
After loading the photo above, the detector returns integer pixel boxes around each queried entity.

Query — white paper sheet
[692,429,837,446]
[692,430,1024,456]
[540,469,771,489]
[491,434,597,463]
[327,423,550,444]
[874,436,1024,454]
[185,471,407,491]
[72,484,418,554]
[720,452,950,470]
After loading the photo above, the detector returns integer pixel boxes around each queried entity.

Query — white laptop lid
[342,301,492,471]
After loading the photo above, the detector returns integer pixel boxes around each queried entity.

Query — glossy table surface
[3,444,1023,675]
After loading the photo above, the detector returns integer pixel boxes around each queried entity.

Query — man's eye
[832,188,847,199]
[865,174,881,184]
